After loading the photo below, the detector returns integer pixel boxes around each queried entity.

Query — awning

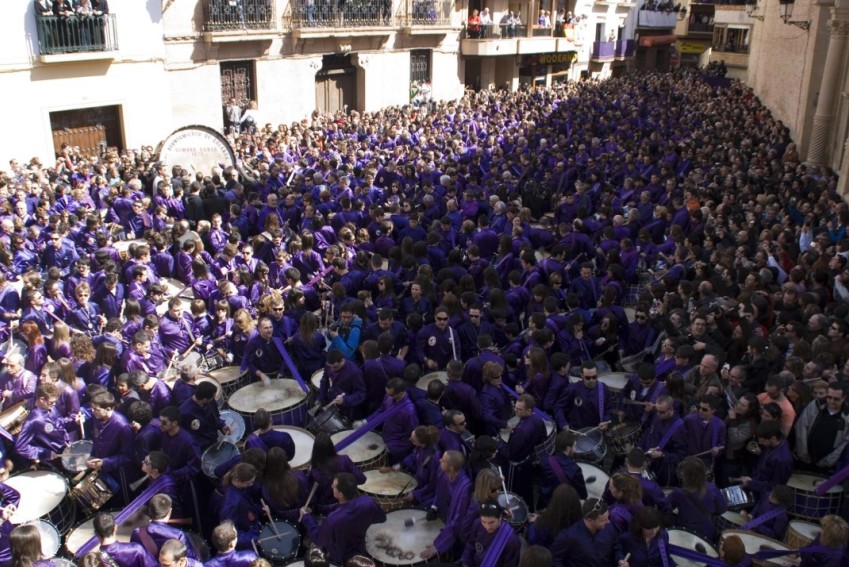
[639,34,677,47]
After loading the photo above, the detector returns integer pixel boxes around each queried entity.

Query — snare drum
[308,405,349,437]
[720,529,798,567]
[365,508,445,566]
[331,430,387,471]
[573,427,607,465]
[0,401,30,436]
[228,379,309,429]
[784,520,820,549]
[668,529,718,567]
[605,421,642,457]
[787,473,843,520]
[576,462,611,502]
[61,440,93,473]
[31,520,61,558]
[69,471,116,516]
[5,471,75,534]
[714,511,747,533]
[201,441,240,479]
[359,471,417,512]
[599,372,629,410]
[65,507,151,556]
[272,427,314,470]
[497,492,529,532]
[499,417,556,461]
[208,366,250,397]
[220,409,246,444]
[254,520,300,563]
[416,371,448,391]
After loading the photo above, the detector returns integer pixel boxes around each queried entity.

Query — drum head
[209,366,243,385]
[331,430,386,464]
[599,373,629,391]
[62,441,93,473]
[31,520,60,558]
[228,380,307,413]
[65,508,150,556]
[201,442,240,479]
[310,370,323,391]
[366,508,445,566]
[719,511,747,526]
[788,473,842,494]
[576,463,610,501]
[5,471,68,524]
[789,520,821,539]
[221,410,246,443]
[258,521,300,561]
[161,277,194,299]
[669,529,718,567]
[272,427,314,470]
[575,428,604,453]
[497,492,528,525]
[416,371,448,391]
[721,530,795,567]
[360,471,417,497]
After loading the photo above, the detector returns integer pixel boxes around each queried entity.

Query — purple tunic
[302,494,386,565]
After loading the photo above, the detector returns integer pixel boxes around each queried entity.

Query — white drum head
[577,462,610,501]
[599,372,629,391]
[789,520,821,540]
[31,520,60,558]
[65,508,150,555]
[416,371,448,391]
[228,380,307,413]
[365,508,444,565]
[360,471,417,497]
[720,511,747,526]
[310,370,323,391]
[331,430,386,464]
[669,529,718,567]
[273,426,315,470]
[788,474,843,494]
[209,366,243,385]
[6,472,67,524]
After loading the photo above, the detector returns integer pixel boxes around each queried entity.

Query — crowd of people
[0,68,848,567]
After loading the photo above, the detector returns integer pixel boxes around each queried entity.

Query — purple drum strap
[657,418,683,451]
[816,463,849,495]
[334,398,413,452]
[501,384,553,422]
[547,456,571,487]
[480,522,514,567]
[598,385,605,424]
[658,538,670,567]
[274,337,309,393]
[740,507,784,530]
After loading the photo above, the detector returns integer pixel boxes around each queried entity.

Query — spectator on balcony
[467,9,482,39]
[94,0,109,13]
[499,11,511,37]
[538,10,551,28]
[479,8,492,37]
[53,0,75,50]
[226,98,242,135]
[35,0,55,53]
[509,11,521,36]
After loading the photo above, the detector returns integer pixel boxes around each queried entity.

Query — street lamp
[745,0,764,21]
[779,0,811,30]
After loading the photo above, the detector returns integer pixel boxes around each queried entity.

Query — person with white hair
[0,353,37,407]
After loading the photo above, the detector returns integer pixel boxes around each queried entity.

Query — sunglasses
[436,317,448,322]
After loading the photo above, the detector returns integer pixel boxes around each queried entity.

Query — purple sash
[547,456,570,487]
[816,463,849,495]
[273,337,310,393]
[740,507,784,530]
[480,521,514,567]
[657,418,683,451]
[598,385,605,424]
[658,538,670,567]
[334,398,413,452]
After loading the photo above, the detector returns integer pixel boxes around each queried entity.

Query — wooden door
[315,70,356,114]
[49,105,122,157]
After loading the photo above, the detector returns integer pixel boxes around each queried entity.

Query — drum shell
[714,511,746,534]
[599,372,629,410]
[5,471,76,534]
[787,473,843,520]
[227,379,309,430]
[496,492,529,532]
[605,422,642,457]
[359,471,417,513]
[668,528,718,567]
[331,430,387,471]
[307,406,349,437]
[573,427,607,465]
[783,520,820,549]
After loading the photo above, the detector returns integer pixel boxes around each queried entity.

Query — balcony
[688,22,714,32]
[591,40,615,61]
[288,0,396,36]
[637,8,677,28]
[461,24,573,56]
[35,14,118,63]
[399,0,458,32]
[204,0,277,41]
[614,38,636,57]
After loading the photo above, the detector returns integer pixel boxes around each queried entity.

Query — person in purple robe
[739,485,793,540]
[131,495,200,559]
[244,408,295,457]
[242,317,282,383]
[300,472,386,565]
[308,433,366,513]
[739,420,794,500]
[93,512,158,567]
[442,360,484,433]
[420,450,473,560]
[205,520,259,567]
[158,538,203,567]
[318,350,367,422]
[88,391,135,478]
[178,381,226,451]
[461,500,521,567]
[360,378,418,464]
[639,394,686,487]
[615,506,673,567]
[416,307,461,371]
[158,299,197,360]
[9,524,58,567]
[619,363,667,426]
[14,382,70,469]
[0,353,37,408]
[556,360,612,431]
[218,463,264,550]
[158,407,202,483]
[539,430,588,508]
[551,498,626,567]
[603,448,671,514]
[683,394,726,475]
[669,457,727,542]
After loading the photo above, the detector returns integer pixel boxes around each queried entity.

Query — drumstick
[303,482,319,511]
[621,400,652,406]
[577,422,611,437]
[260,500,282,540]
[690,446,724,458]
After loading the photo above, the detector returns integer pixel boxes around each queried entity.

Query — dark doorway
[220,60,257,106]
[50,105,122,157]
[315,54,356,114]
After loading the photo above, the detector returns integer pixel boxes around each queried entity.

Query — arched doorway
[315,54,357,114]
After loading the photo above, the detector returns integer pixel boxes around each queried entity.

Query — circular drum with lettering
[273,426,314,470]
[359,471,417,513]
[6,471,75,534]
[228,379,308,429]
[331,430,387,471]
[365,508,445,566]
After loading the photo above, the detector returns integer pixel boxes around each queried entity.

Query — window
[410,49,431,83]
[712,25,749,54]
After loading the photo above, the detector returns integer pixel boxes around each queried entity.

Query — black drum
[254,520,300,563]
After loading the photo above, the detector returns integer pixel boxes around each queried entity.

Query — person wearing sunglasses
[682,394,726,475]
[416,306,460,371]
[461,500,521,567]
[639,394,686,487]
[556,360,612,432]
[795,383,849,473]
[551,498,629,567]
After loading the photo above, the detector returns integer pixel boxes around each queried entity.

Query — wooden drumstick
[260,499,281,541]
[303,482,319,511]
[690,446,724,458]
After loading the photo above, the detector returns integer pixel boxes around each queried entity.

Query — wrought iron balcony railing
[205,0,275,31]
[35,14,118,55]
[462,23,529,39]
[400,0,454,26]
[289,0,394,28]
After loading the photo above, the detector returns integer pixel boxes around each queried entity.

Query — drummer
[682,394,725,472]
[738,484,792,540]
[359,378,418,465]
[13,383,70,469]
[538,431,587,509]
[241,317,282,385]
[0,353,37,407]
[0,481,19,565]
[739,421,793,499]
[421,450,472,560]
[159,539,203,567]
[618,363,667,426]
[206,521,259,567]
[244,408,295,458]
[140,451,186,519]
[92,512,158,567]
[639,394,686,487]
[88,391,136,479]
[461,500,521,567]
[179,381,228,451]
[318,350,367,423]
[499,394,547,510]
[555,361,612,432]
[159,298,199,360]
[300,472,387,565]
[131,495,201,560]
[158,407,202,482]
[132,372,173,418]
[121,332,159,376]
